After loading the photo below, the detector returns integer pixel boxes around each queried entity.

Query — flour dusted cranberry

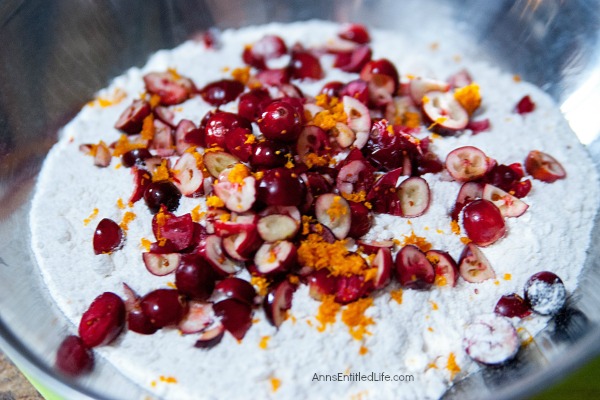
[289,50,323,80]
[214,299,253,340]
[205,111,252,149]
[93,218,124,255]
[115,99,151,134]
[78,292,126,348]
[258,100,303,142]
[264,280,297,327]
[524,150,566,183]
[175,254,217,301]
[395,245,435,290]
[140,289,186,328]
[243,34,288,70]
[143,71,195,105]
[144,181,181,214]
[494,293,532,318]
[462,199,506,247]
[199,79,245,106]
[55,335,94,376]
[238,88,271,122]
[121,148,152,168]
[463,314,519,365]
[524,271,566,315]
[256,168,305,207]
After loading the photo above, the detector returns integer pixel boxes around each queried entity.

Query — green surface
[531,356,600,399]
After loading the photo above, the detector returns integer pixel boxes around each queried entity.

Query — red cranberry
[93,218,124,255]
[225,127,255,162]
[213,299,253,340]
[289,50,323,80]
[250,140,291,168]
[348,202,372,238]
[242,34,288,69]
[121,148,152,168]
[339,79,369,104]
[494,293,532,318]
[175,254,217,301]
[515,95,535,114]
[462,199,506,247]
[78,292,125,348]
[144,181,182,214]
[524,271,566,315]
[238,88,271,122]
[360,59,400,92]
[199,79,245,106]
[55,335,94,376]
[214,277,257,305]
[320,81,344,98]
[204,111,252,149]
[258,100,303,142]
[256,167,306,207]
[338,24,371,44]
[127,308,158,335]
[140,289,186,328]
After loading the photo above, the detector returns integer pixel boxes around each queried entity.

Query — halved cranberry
[464,314,519,365]
[174,119,204,155]
[334,45,372,73]
[426,250,459,287]
[395,245,435,290]
[213,299,253,340]
[205,111,252,149]
[462,199,506,247]
[307,269,338,300]
[524,271,566,315]
[289,50,323,80]
[458,243,495,283]
[55,336,94,376]
[130,168,151,203]
[214,277,257,305]
[199,79,245,106]
[152,212,194,251]
[264,280,297,327]
[335,274,372,304]
[348,202,372,238]
[365,167,404,215]
[143,71,195,105]
[78,292,125,348]
[338,23,371,44]
[524,150,566,183]
[144,181,182,214]
[372,247,393,289]
[339,79,369,105]
[256,168,305,207]
[360,59,400,92]
[140,289,186,328]
[445,146,493,182]
[93,218,124,255]
[515,95,535,114]
[178,301,215,334]
[175,254,217,301]
[195,323,225,348]
[115,99,151,134]
[258,100,303,142]
[256,68,291,86]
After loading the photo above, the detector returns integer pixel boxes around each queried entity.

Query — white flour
[30,21,599,400]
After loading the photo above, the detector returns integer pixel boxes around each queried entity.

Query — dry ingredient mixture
[30,20,599,400]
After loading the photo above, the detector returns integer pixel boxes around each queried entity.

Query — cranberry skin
[289,50,324,80]
[140,289,186,328]
[93,218,124,255]
[348,202,372,238]
[204,111,252,149]
[225,127,255,162]
[214,277,257,305]
[127,308,158,335]
[462,199,506,247]
[143,181,182,214]
[175,254,217,301]
[524,271,567,315]
[360,59,400,92]
[250,140,290,168]
[238,88,271,122]
[515,95,535,114]
[256,168,306,207]
[121,148,152,168]
[339,23,371,44]
[320,81,344,98]
[494,293,532,318]
[213,298,253,340]
[199,79,245,106]
[258,101,302,142]
[78,292,126,348]
[55,335,94,376]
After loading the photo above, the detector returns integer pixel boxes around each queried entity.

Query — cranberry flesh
[175,254,217,301]
[524,271,566,315]
[256,168,305,206]
[144,181,182,214]
[55,335,94,376]
[78,292,126,348]
[462,199,506,247]
[494,294,532,318]
[93,218,124,255]
[258,100,303,142]
[140,289,186,328]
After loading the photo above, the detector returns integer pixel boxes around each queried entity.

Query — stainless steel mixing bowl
[1,0,599,399]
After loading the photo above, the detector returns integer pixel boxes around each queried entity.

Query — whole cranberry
[204,111,252,149]
[258,100,303,142]
[256,167,306,207]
